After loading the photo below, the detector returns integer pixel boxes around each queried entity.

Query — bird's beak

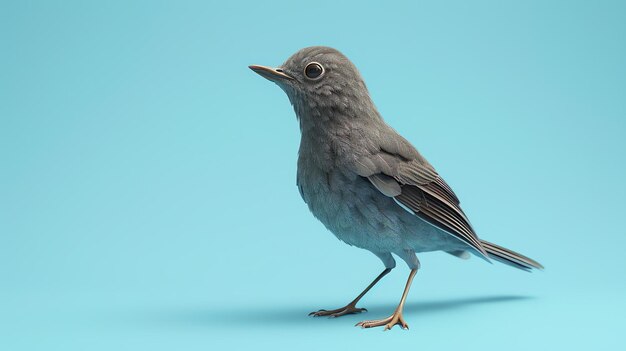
[249,65,294,82]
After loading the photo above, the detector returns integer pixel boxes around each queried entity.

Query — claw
[309,304,367,318]
[308,309,327,316]
[356,311,409,331]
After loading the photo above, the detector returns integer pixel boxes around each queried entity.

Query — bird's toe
[309,305,366,318]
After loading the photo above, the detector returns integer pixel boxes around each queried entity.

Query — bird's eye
[304,62,324,80]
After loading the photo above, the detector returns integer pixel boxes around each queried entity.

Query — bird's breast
[296,152,408,251]
[296,159,363,238]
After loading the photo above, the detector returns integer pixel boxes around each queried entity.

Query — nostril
[276,68,283,72]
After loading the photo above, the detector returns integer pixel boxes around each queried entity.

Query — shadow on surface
[400,295,531,315]
[148,295,532,328]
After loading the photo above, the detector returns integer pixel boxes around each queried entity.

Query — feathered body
[295,98,467,259]
[253,45,542,276]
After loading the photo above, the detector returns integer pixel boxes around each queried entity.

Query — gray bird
[249,46,542,330]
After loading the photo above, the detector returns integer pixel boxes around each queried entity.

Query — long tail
[480,240,544,272]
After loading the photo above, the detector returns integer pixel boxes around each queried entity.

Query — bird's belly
[298,168,457,253]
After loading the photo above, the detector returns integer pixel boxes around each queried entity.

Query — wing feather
[360,148,488,258]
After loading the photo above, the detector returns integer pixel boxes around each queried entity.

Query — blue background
[2,1,625,350]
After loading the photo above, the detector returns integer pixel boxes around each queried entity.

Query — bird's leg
[309,268,392,318]
[356,268,417,330]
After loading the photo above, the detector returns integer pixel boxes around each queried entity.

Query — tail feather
[480,240,544,272]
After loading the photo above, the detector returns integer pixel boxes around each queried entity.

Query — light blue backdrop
[1,1,625,350]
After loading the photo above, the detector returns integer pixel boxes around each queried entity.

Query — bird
[249,46,542,331]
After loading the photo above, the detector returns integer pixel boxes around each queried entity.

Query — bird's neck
[289,93,381,137]
[293,94,385,169]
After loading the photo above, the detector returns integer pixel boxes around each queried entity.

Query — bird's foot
[309,303,367,318]
[355,310,409,330]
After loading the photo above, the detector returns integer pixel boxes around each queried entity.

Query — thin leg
[309,268,392,318]
[356,268,417,330]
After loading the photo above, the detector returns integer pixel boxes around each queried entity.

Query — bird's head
[250,46,377,124]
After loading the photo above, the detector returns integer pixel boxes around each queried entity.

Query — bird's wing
[354,141,488,258]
